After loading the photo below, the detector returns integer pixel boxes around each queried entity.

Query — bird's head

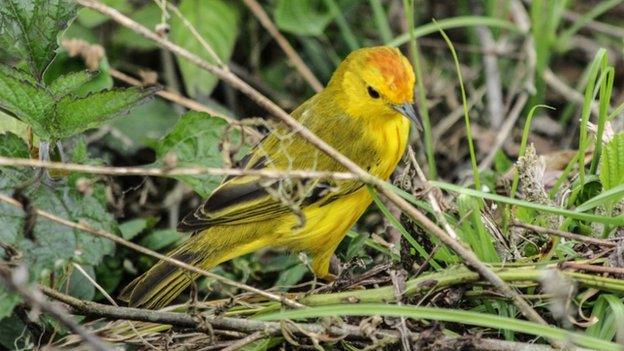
[327,46,421,130]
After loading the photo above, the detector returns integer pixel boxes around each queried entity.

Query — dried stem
[511,221,617,248]
[41,286,561,351]
[0,156,356,180]
[242,0,323,92]
[0,266,112,351]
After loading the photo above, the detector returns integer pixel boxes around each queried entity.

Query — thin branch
[478,92,529,171]
[165,2,224,67]
[407,146,458,239]
[511,221,617,248]
[0,193,304,309]
[41,285,395,341]
[75,0,548,328]
[560,262,624,275]
[542,68,600,117]
[220,331,267,351]
[41,286,562,351]
[242,0,323,92]
[0,156,357,181]
[0,266,112,351]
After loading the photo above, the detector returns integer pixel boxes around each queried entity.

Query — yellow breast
[369,114,410,180]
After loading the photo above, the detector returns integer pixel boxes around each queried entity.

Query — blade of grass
[389,16,521,47]
[368,0,392,44]
[322,0,359,50]
[368,186,442,270]
[257,304,621,351]
[345,230,399,260]
[576,183,624,213]
[511,104,555,199]
[402,0,436,179]
[435,20,480,189]
[431,181,624,226]
[578,49,608,185]
[589,67,614,174]
[558,0,624,50]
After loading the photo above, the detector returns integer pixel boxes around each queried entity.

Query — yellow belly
[277,187,372,252]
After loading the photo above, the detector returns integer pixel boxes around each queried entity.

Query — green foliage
[274,0,334,36]
[105,98,178,155]
[170,0,239,97]
[0,64,154,140]
[0,132,117,317]
[456,195,499,262]
[258,304,622,350]
[600,133,624,191]
[44,49,114,96]
[111,3,161,50]
[0,0,77,80]
[154,111,243,197]
[587,294,624,341]
[139,229,182,251]
[77,0,131,28]
[53,87,155,139]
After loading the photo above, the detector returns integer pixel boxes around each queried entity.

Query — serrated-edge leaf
[600,132,624,191]
[51,86,157,138]
[0,132,29,158]
[0,0,77,79]
[0,64,53,136]
[49,70,97,97]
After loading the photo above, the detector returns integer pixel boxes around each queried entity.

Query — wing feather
[178,101,377,233]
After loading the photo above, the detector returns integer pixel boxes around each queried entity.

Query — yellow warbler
[121,46,420,309]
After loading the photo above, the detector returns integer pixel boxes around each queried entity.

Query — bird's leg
[311,251,339,282]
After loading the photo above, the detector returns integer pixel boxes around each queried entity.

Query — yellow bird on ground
[121,46,421,309]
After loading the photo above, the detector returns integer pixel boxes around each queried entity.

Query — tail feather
[120,248,202,309]
[120,234,268,309]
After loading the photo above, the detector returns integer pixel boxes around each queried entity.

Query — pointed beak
[393,103,422,131]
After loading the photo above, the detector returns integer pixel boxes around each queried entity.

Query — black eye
[367,86,380,99]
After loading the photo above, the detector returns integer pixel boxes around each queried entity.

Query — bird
[121,46,421,309]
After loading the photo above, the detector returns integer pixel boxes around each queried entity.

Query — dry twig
[242,0,323,92]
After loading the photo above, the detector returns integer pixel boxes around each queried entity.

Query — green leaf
[0,0,77,79]
[155,111,242,197]
[456,195,499,262]
[139,229,182,251]
[0,135,116,317]
[64,265,96,301]
[274,263,307,288]
[119,218,150,240]
[48,70,97,97]
[170,0,239,97]
[104,98,178,155]
[77,0,131,28]
[273,0,334,36]
[0,315,28,348]
[51,87,155,139]
[600,132,624,191]
[44,50,114,97]
[112,3,161,51]
[587,294,624,341]
[0,110,31,142]
[0,64,54,137]
[0,132,30,158]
